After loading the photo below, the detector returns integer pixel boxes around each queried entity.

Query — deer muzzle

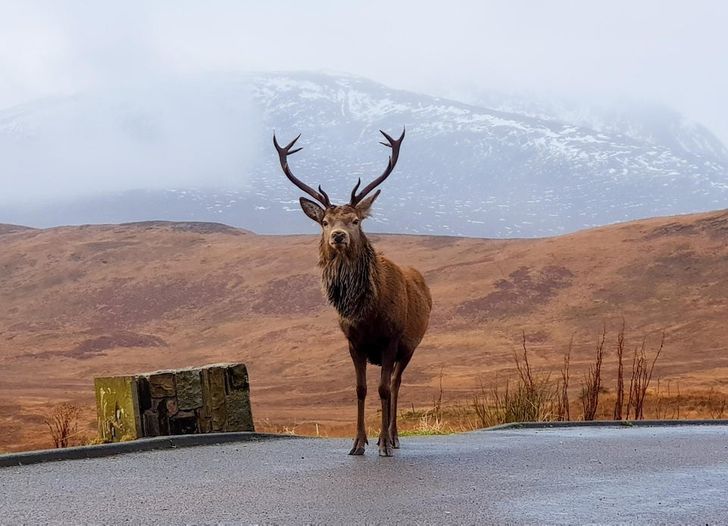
[330,230,349,248]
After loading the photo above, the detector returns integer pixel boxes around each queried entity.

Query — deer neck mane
[319,234,378,321]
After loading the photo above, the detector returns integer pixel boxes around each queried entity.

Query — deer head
[273,129,405,253]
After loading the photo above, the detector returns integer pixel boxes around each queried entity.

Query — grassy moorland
[2,209,728,451]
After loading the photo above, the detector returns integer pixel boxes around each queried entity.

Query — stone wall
[95,363,254,442]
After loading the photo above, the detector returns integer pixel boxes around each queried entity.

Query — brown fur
[306,202,432,455]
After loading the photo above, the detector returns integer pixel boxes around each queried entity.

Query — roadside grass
[398,404,475,436]
[31,324,728,447]
[253,386,728,440]
[256,323,728,438]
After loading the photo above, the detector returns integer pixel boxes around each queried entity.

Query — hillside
[0,224,35,235]
[1,211,728,451]
[2,72,727,236]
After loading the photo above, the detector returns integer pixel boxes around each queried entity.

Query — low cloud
[1,0,727,204]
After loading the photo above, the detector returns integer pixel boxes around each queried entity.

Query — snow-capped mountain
[1,72,727,237]
[467,90,728,165]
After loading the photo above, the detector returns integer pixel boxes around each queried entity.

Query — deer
[273,129,432,456]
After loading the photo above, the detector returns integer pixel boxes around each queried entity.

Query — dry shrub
[472,333,558,426]
[613,320,626,420]
[432,367,444,422]
[626,332,664,419]
[654,378,681,420]
[45,402,80,448]
[557,337,572,421]
[581,326,606,420]
[472,380,501,428]
[708,389,727,419]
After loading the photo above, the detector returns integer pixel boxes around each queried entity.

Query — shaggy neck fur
[319,234,378,321]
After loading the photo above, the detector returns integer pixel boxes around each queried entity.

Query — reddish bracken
[273,129,432,456]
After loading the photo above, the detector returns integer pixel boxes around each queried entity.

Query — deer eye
[352,219,360,225]
[322,220,329,227]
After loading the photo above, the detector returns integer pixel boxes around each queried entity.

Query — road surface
[2,425,727,524]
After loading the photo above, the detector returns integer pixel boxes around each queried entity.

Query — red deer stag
[273,129,432,456]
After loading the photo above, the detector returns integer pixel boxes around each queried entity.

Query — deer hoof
[349,437,367,455]
[392,436,400,449]
[378,445,394,457]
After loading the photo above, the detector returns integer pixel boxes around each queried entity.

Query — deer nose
[331,230,348,244]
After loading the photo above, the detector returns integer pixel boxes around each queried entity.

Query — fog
[0,78,261,203]
[1,0,727,203]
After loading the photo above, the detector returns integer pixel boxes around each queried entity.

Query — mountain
[2,209,728,451]
[1,72,727,236]
[467,90,728,164]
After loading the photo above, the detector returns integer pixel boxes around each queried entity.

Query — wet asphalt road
[2,425,727,525]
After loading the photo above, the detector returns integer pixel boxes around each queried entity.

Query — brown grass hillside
[1,211,728,451]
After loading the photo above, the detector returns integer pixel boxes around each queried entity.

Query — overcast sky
[1,1,727,142]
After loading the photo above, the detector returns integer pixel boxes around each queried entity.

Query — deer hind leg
[349,347,368,456]
[377,341,398,457]
[378,362,394,457]
[389,350,413,449]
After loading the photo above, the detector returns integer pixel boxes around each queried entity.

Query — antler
[350,128,405,206]
[273,134,331,208]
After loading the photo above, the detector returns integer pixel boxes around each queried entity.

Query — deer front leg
[349,347,368,456]
[378,353,395,457]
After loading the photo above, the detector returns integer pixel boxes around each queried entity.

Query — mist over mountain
[467,91,728,164]
[2,71,727,237]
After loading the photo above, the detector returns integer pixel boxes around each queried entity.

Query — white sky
[1,0,727,143]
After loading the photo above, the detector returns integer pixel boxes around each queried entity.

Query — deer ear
[355,190,380,218]
[299,197,325,224]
